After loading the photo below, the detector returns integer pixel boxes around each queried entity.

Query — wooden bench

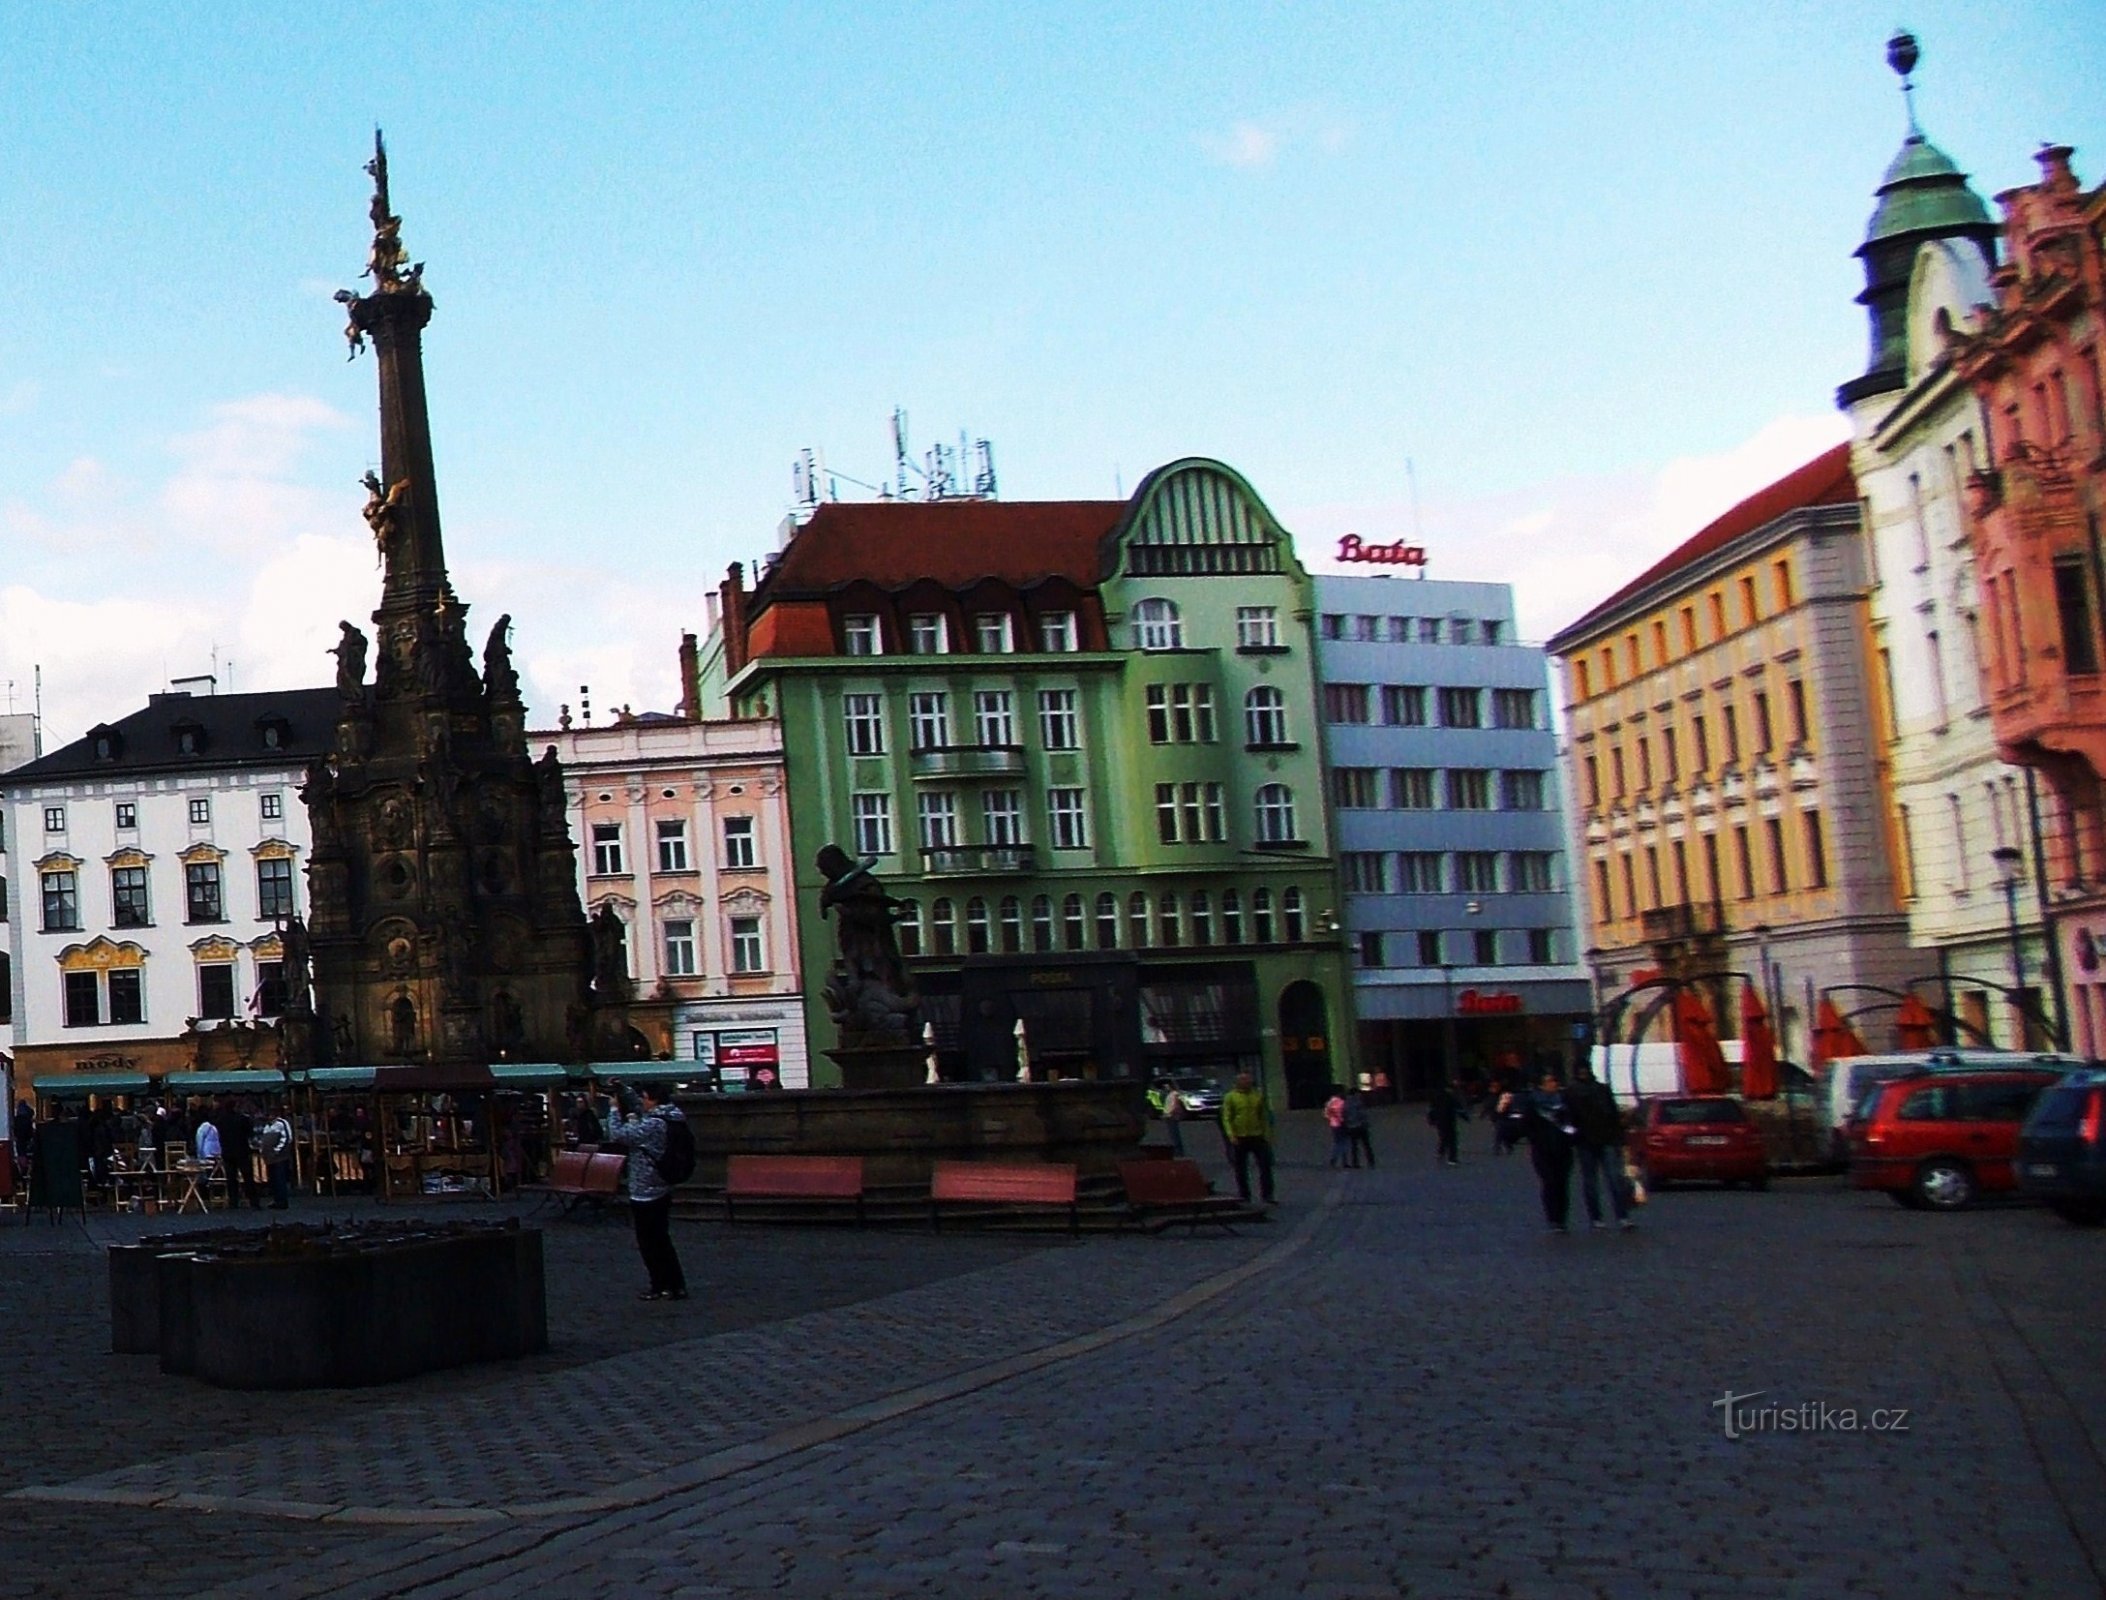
[531,1148,627,1214]
[724,1155,866,1225]
[1119,1157,1245,1233]
[929,1160,1079,1235]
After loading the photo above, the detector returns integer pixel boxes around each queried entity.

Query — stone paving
[0,1109,2101,1598]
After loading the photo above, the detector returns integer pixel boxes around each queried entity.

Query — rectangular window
[972,690,1016,747]
[2053,557,2100,674]
[1437,687,1482,728]
[1392,769,1437,809]
[851,792,894,856]
[63,969,99,1028]
[1381,684,1427,726]
[982,790,1024,846]
[1734,825,1755,900]
[1787,680,1808,744]
[1637,738,1653,789]
[184,861,223,922]
[1456,852,1499,893]
[1474,929,1499,965]
[1765,815,1789,894]
[252,953,281,1017]
[1528,928,1554,963]
[590,824,624,877]
[1447,769,1491,810]
[1662,727,1679,782]
[115,801,137,830]
[715,815,753,869]
[1323,683,1372,724]
[1739,574,1760,627]
[1038,611,1077,652]
[189,797,211,826]
[257,857,295,920]
[1356,930,1385,968]
[1331,767,1381,808]
[1583,755,1599,806]
[663,920,697,977]
[908,691,949,752]
[1482,620,1503,646]
[1803,810,1828,889]
[1399,852,1444,893]
[1047,788,1089,850]
[1511,852,1554,892]
[1236,606,1279,648]
[1774,557,1794,611]
[1354,614,1381,641]
[259,792,283,822]
[1501,770,1545,810]
[199,963,237,1021]
[843,693,887,755]
[909,613,948,654]
[1202,782,1225,842]
[1155,783,1179,844]
[112,866,151,927]
[1753,691,1773,753]
[1180,782,1203,843]
[1455,618,1477,647]
[1319,613,1345,640]
[1417,929,1443,965]
[729,916,766,973]
[1341,852,1390,893]
[917,791,958,849]
[972,613,1014,654]
[656,819,690,872]
[1037,689,1079,750]
[1722,704,1741,764]
[842,614,881,655]
[1492,689,1535,729]
[1611,746,1626,795]
[1146,684,1216,743]
[1420,618,1442,645]
[1693,715,1710,771]
[44,806,65,833]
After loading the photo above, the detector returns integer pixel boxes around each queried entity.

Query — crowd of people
[10,1095,305,1210]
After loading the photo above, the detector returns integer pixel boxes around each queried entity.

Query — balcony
[921,844,1037,876]
[909,744,1028,780]
[1640,902,1726,943]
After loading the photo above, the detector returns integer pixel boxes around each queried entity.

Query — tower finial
[1886,28,1922,133]
[360,127,421,294]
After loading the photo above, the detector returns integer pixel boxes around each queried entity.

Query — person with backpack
[256,1102,296,1210]
[1343,1087,1375,1168]
[1568,1063,1634,1231]
[599,1084,692,1301]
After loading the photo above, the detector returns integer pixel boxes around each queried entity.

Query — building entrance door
[1278,981,1333,1109]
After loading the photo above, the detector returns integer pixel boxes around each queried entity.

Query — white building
[537,709,809,1089]
[2,688,333,1090]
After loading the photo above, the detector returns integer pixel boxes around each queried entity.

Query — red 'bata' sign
[1457,989,1524,1017]
[1336,534,1427,567]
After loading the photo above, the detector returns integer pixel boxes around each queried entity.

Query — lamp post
[1439,960,1458,1090]
[1992,845,2028,1047]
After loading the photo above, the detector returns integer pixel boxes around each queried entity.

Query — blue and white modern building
[1314,573,1591,1096]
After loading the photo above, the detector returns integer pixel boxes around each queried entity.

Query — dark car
[1636,1097,1768,1190]
[2017,1067,2106,1225]
[1850,1065,2063,1211]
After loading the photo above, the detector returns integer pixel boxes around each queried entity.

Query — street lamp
[1992,845,2028,1047]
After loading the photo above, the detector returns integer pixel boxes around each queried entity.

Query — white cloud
[158,393,354,557]
[1199,108,1351,170]
[1203,120,1281,169]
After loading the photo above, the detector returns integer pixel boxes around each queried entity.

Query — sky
[1,2,2101,742]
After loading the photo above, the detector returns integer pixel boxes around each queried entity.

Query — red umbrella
[1812,999,1868,1068]
[1740,983,1779,1100]
[1674,988,1731,1095]
[1895,993,1941,1051]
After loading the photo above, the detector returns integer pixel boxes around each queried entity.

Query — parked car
[2017,1067,2106,1225]
[1635,1097,1769,1189]
[1849,1064,2066,1210]
[1148,1074,1223,1119]
[1821,1049,2084,1164]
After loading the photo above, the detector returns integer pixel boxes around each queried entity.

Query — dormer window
[89,726,122,762]
[256,716,291,751]
[842,615,882,656]
[173,721,206,757]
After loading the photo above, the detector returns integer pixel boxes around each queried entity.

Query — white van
[1819,1048,2087,1161]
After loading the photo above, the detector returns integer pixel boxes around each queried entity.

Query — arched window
[999,896,1023,954]
[1062,893,1086,951]
[1244,686,1288,747]
[1157,891,1181,948]
[1255,783,1298,844]
[966,896,991,954]
[1189,889,1212,946]
[896,899,923,957]
[1128,890,1151,948]
[1029,895,1054,952]
[1251,887,1275,943]
[931,898,956,956]
[1132,598,1183,651]
[1282,886,1305,942]
[1220,888,1243,944]
[1095,892,1120,949]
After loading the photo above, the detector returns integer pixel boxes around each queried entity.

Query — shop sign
[717,1029,780,1066]
[1335,534,1427,568]
[1457,989,1524,1017]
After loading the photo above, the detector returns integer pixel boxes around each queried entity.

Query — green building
[692,457,1355,1107]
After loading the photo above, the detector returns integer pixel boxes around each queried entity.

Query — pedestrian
[1160,1083,1186,1157]
[1491,1087,1526,1156]
[216,1098,261,1210]
[1568,1064,1634,1231]
[1324,1087,1351,1168]
[1343,1087,1375,1168]
[599,1085,690,1301]
[1219,1071,1276,1204]
[1427,1079,1463,1166]
[570,1094,604,1148]
[1522,1071,1577,1232]
[257,1101,296,1211]
[195,1107,223,1175]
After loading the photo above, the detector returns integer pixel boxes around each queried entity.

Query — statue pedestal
[826,1045,930,1093]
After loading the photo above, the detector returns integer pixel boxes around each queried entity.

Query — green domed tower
[1836,31,1999,407]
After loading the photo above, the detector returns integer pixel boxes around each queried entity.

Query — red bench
[723,1155,866,1225]
[1118,1157,1246,1232]
[533,1148,627,1214]
[929,1160,1079,1235]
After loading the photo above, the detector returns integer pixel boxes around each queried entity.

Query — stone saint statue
[279,914,314,1016]
[388,993,418,1057]
[333,622,369,698]
[483,613,521,703]
[589,903,632,1005]
[816,844,919,1044]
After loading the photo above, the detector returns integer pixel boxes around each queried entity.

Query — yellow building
[1547,446,1916,1059]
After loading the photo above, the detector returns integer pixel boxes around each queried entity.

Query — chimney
[676,631,700,720]
[720,562,748,678]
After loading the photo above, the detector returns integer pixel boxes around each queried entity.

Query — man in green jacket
[1219,1071,1276,1204]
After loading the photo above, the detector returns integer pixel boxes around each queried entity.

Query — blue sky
[0,2,2099,736]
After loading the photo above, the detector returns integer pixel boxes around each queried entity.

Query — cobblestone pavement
[3,1109,2103,1599]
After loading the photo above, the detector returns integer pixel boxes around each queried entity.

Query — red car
[1636,1097,1769,1189]
[1850,1066,2063,1210]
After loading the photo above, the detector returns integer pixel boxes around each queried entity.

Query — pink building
[535,689,808,1088]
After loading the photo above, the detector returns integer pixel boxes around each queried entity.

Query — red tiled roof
[756,499,1129,596]
[1552,443,1857,646]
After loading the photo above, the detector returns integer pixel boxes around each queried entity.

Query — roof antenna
[1887,28,1921,134]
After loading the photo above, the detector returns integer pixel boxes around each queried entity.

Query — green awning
[489,1063,567,1089]
[585,1062,713,1085]
[165,1070,296,1094]
[32,1073,151,1097]
[300,1067,377,1090]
